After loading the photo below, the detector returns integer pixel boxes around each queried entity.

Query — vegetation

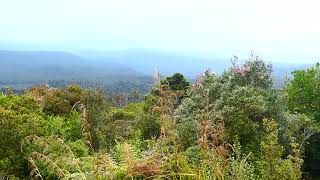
[1,55,319,179]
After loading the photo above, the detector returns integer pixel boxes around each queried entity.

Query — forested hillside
[0,50,311,93]
[1,55,319,179]
[0,50,153,95]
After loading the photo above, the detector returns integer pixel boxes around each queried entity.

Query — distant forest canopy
[2,54,320,179]
[0,50,312,95]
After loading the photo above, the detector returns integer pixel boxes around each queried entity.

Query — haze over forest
[2,1,320,179]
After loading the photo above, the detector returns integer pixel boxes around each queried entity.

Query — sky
[1,0,320,63]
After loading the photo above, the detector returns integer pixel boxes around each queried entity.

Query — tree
[162,73,190,92]
[27,85,84,116]
[285,63,320,172]
[285,63,320,120]
[81,88,112,149]
[215,86,268,153]
[162,73,191,106]
[229,55,273,90]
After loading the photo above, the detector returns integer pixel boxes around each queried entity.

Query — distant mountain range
[0,50,146,88]
[0,50,314,90]
[79,50,232,77]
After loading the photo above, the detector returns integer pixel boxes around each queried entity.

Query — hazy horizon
[1,0,320,63]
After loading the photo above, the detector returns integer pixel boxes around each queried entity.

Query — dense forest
[1,55,320,179]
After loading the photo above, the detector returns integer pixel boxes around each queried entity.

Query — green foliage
[81,88,112,149]
[103,108,137,148]
[177,115,199,149]
[27,85,84,116]
[138,94,161,139]
[184,146,201,166]
[175,57,274,153]
[280,112,317,149]
[0,92,42,114]
[138,113,161,140]
[21,135,114,179]
[227,142,254,180]
[1,56,314,179]
[46,111,82,141]
[215,86,267,153]
[285,63,320,120]
[229,55,273,89]
[284,63,320,167]
[161,153,196,179]
[255,119,303,180]
[162,73,190,92]
[0,93,46,176]
[175,72,215,149]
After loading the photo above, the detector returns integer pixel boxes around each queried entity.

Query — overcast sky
[1,0,320,62]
